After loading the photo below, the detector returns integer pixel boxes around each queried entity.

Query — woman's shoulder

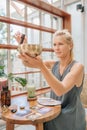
[73,60,84,67]
[71,60,84,72]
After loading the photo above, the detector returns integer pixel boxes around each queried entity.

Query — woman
[15,29,86,130]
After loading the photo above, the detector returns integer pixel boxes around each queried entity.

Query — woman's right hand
[18,53,44,69]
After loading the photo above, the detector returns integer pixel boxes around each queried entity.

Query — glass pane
[10,25,26,45]
[41,74,48,87]
[27,6,40,25]
[10,49,26,91]
[42,32,52,47]
[0,22,7,44]
[0,49,7,74]
[27,29,40,44]
[10,1,25,21]
[28,73,41,89]
[52,16,63,29]
[0,0,6,16]
[11,50,25,73]
[53,16,58,29]
[41,13,52,28]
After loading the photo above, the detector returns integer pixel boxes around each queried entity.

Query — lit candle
[27,84,36,98]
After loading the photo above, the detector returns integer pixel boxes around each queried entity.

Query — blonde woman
[15,29,86,130]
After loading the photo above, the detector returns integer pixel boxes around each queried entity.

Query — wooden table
[1,96,61,130]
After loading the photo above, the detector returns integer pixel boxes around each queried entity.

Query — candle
[27,84,36,98]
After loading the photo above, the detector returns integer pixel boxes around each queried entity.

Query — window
[0,0,71,95]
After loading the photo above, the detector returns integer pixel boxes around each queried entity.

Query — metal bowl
[17,44,42,57]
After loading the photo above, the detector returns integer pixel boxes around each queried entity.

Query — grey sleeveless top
[44,60,86,130]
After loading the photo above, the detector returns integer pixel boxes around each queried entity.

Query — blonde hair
[53,29,74,59]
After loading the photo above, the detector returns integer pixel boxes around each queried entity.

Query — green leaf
[15,77,27,87]
[0,65,6,77]
[0,66,28,87]
[0,73,7,77]
[7,73,14,82]
[0,65,5,70]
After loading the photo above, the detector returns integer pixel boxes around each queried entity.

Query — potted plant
[0,65,27,88]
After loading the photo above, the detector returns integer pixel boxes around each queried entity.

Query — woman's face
[53,35,72,59]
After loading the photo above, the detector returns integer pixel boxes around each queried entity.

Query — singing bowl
[17,44,42,57]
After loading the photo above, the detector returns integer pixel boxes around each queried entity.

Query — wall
[84,0,87,73]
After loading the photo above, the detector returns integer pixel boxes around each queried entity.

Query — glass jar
[27,84,36,98]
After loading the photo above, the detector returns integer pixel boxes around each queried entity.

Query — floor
[0,125,35,130]
[14,125,35,130]
[0,120,35,130]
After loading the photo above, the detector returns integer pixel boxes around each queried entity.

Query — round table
[1,96,61,130]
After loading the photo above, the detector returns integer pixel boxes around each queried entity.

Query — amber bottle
[1,86,11,107]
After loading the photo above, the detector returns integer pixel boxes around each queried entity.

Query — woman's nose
[54,45,59,50]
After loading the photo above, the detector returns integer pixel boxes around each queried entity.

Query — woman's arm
[18,54,84,97]
[44,60,56,69]
[40,62,84,96]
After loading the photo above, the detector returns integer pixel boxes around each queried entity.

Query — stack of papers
[37,97,61,106]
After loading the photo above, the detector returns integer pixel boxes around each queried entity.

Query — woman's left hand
[18,53,43,69]
[14,31,27,44]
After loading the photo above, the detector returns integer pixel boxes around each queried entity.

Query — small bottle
[1,86,11,107]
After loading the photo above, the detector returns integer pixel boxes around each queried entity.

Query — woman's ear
[69,43,73,50]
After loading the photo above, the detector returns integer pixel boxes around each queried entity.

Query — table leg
[6,122,14,130]
[36,123,43,130]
